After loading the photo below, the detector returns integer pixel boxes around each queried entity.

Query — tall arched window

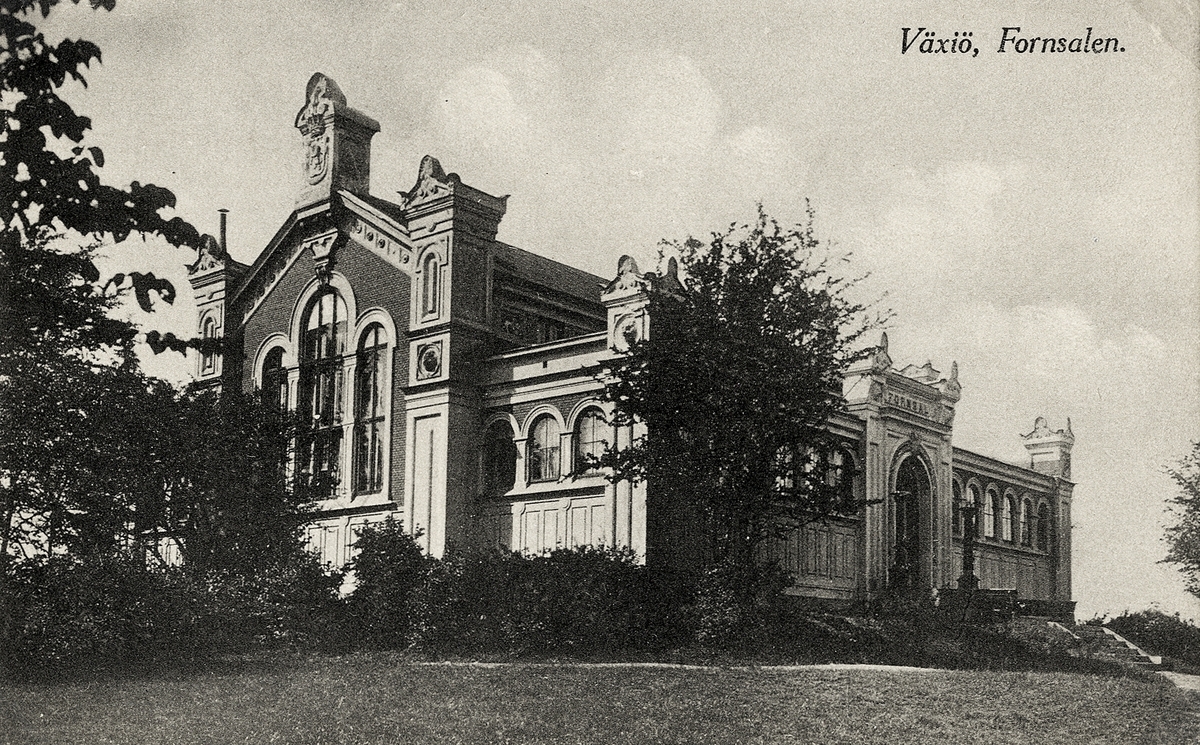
[1037,502,1051,551]
[299,289,347,496]
[483,420,517,494]
[421,252,439,318]
[200,316,217,375]
[527,415,561,483]
[952,481,963,537]
[574,408,607,474]
[1021,498,1034,546]
[354,324,388,495]
[261,347,288,411]
[969,484,983,538]
[1002,495,1016,542]
[985,488,999,539]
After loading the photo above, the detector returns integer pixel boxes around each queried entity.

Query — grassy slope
[1,653,1196,745]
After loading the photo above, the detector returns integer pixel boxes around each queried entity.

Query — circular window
[417,343,442,380]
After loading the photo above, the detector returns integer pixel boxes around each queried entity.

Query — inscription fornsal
[902,27,1125,56]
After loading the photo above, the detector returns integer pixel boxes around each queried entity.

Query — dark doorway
[891,455,930,591]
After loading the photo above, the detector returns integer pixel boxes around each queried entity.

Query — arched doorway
[890,454,931,591]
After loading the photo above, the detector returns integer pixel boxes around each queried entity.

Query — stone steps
[1063,623,1162,667]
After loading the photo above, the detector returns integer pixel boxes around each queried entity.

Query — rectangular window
[528,444,560,482]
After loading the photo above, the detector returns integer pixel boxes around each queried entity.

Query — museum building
[188,73,1076,605]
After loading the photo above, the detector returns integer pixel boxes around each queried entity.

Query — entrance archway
[890,454,931,591]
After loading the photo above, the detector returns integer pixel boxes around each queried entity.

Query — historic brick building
[188,73,1075,606]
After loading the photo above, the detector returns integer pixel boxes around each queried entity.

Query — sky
[36,0,1200,619]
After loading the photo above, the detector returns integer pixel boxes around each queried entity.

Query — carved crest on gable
[295,74,346,186]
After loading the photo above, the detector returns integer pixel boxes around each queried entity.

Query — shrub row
[345,519,700,655]
[2,554,344,672]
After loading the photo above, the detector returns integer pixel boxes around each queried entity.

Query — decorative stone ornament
[870,331,893,373]
[293,73,379,208]
[402,155,459,208]
[295,75,341,185]
[415,340,443,380]
[188,234,226,275]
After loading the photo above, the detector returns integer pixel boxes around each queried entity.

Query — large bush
[345,535,686,656]
[344,518,433,647]
[2,552,343,673]
[416,546,665,655]
[692,559,791,649]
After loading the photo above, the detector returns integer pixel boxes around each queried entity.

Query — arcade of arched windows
[480,401,617,498]
[951,472,1054,554]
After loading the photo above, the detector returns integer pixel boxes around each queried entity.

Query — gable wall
[239,233,412,503]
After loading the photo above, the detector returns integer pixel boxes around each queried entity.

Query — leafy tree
[142,387,313,574]
[1,0,200,563]
[1165,441,1200,599]
[599,206,884,572]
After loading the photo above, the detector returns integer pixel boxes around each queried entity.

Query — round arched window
[574,408,608,474]
[261,347,287,410]
[354,324,388,495]
[1037,502,1051,551]
[527,415,561,483]
[299,289,347,495]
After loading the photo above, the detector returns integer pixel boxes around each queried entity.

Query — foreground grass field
[2,652,1197,744]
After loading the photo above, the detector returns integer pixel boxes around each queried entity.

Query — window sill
[490,473,610,500]
[315,491,395,512]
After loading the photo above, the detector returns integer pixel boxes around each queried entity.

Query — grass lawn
[2,652,1197,744]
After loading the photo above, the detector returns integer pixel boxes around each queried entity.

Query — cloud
[595,50,720,167]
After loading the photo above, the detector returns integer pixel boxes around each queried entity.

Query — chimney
[219,208,228,254]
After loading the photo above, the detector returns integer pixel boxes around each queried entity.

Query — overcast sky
[39,0,1199,619]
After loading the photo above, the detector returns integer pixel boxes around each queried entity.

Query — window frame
[1020,497,1034,546]
[573,407,608,475]
[200,315,218,375]
[421,252,440,319]
[1036,501,1051,551]
[483,419,518,495]
[1002,494,1016,542]
[298,288,348,497]
[352,323,388,496]
[526,414,562,483]
[968,483,983,539]
[261,346,288,411]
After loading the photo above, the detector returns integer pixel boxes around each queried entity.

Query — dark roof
[493,242,607,304]
[356,192,409,225]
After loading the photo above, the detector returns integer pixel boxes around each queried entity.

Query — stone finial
[401,155,461,208]
[655,256,684,294]
[870,331,893,372]
[1022,416,1075,479]
[935,360,962,401]
[188,234,226,275]
[602,255,650,298]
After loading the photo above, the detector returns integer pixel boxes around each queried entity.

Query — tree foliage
[1165,441,1200,599]
[599,206,885,567]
